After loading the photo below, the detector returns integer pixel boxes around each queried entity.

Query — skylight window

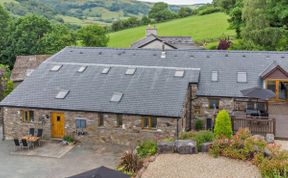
[56,90,70,99]
[237,72,247,83]
[211,71,218,82]
[110,92,123,102]
[102,67,110,74]
[50,65,62,71]
[78,66,87,73]
[125,68,136,75]
[174,70,185,78]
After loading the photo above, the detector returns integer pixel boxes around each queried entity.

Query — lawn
[108,12,235,48]
[0,0,17,5]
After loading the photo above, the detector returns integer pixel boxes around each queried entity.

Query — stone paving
[0,126,125,178]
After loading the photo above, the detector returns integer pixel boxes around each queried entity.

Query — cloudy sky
[137,0,213,5]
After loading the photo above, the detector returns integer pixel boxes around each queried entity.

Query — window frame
[116,115,123,127]
[21,110,34,123]
[208,98,220,109]
[211,71,219,82]
[141,117,157,129]
[237,72,248,83]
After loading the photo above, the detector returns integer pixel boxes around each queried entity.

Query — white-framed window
[211,71,218,82]
[174,70,185,78]
[237,72,247,83]
[125,68,136,75]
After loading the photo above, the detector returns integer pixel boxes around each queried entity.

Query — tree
[1,14,52,67]
[40,24,76,54]
[148,2,176,22]
[77,24,109,47]
[0,5,10,58]
[178,7,192,17]
[214,110,233,138]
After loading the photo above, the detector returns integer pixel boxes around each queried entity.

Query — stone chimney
[146,25,158,37]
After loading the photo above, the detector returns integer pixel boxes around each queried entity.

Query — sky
[137,0,213,5]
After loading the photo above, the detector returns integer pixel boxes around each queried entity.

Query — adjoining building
[131,26,203,50]
[1,47,288,144]
[11,55,50,88]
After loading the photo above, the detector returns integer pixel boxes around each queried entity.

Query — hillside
[1,0,152,25]
[108,12,235,48]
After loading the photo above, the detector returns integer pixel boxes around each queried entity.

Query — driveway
[0,126,126,178]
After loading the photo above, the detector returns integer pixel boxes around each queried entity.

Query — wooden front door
[51,113,65,138]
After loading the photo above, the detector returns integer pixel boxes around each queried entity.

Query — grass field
[108,12,235,48]
[0,0,17,5]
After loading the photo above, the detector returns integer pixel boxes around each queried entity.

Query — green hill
[108,12,235,48]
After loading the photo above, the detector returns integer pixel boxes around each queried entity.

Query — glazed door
[51,113,65,138]
[266,80,288,102]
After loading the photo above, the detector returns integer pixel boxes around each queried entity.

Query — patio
[10,140,75,158]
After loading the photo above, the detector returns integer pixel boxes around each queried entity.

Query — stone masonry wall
[3,107,181,146]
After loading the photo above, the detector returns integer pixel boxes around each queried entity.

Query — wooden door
[51,113,65,138]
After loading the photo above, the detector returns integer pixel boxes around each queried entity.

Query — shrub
[195,118,204,131]
[214,110,233,138]
[179,131,197,140]
[63,135,74,143]
[136,140,157,158]
[118,149,143,176]
[161,137,175,142]
[180,131,214,151]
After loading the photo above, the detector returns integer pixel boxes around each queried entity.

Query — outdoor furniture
[36,129,43,146]
[21,139,30,150]
[13,139,21,151]
[22,136,40,149]
[29,128,35,136]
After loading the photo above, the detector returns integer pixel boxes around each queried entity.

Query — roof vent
[190,55,194,58]
[281,56,285,59]
[225,54,229,57]
[242,54,246,58]
[102,67,111,74]
[80,51,83,54]
[153,54,157,56]
[70,50,73,52]
[174,70,185,78]
[78,66,87,73]
[207,55,210,58]
[98,52,102,55]
[50,65,62,71]
[266,55,270,59]
[110,92,123,102]
[125,68,136,75]
[56,90,70,99]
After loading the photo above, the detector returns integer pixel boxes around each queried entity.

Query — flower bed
[209,128,288,178]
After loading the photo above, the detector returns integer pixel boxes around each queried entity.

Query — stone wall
[3,107,181,146]
[191,97,236,129]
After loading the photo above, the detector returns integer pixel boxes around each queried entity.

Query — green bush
[63,135,74,143]
[136,140,157,158]
[197,5,221,16]
[214,110,233,138]
[195,118,204,131]
[180,131,214,151]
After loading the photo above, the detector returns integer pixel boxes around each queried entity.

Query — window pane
[29,111,34,121]
[237,72,247,83]
[117,115,123,127]
[211,71,218,82]
[143,117,149,128]
[151,117,157,128]
[24,111,28,122]
[98,114,104,126]
[209,99,219,109]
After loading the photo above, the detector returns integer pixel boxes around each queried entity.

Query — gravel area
[275,140,288,151]
[142,154,261,178]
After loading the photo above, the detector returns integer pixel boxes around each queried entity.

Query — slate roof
[2,47,288,117]
[260,60,288,78]
[11,55,50,82]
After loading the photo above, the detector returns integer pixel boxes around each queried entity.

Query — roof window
[237,72,247,83]
[102,67,111,74]
[174,70,185,78]
[110,92,123,102]
[78,66,87,73]
[50,65,62,71]
[125,68,136,75]
[211,71,218,82]
[56,90,70,99]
